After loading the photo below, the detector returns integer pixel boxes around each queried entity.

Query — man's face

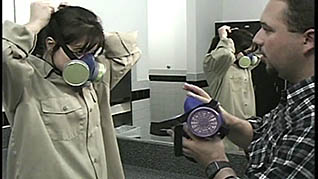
[253,0,304,81]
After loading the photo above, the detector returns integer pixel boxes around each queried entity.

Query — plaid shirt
[245,76,315,179]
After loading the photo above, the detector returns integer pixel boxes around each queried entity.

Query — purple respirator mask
[150,96,228,162]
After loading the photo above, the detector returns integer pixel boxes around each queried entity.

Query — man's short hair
[281,0,314,33]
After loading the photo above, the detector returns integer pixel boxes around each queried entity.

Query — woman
[2,1,141,179]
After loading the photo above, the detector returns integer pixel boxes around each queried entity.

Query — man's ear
[303,29,314,55]
[45,37,56,50]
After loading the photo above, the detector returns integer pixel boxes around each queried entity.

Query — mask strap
[241,51,248,56]
[45,68,61,79]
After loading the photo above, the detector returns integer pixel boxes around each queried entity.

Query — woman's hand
[218,25,231,39]
[57,2,70,10]
[25,0,55,35]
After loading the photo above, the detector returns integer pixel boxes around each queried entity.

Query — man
[169,0,315,178]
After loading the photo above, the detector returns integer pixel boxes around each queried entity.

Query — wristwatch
[205,161,232,179]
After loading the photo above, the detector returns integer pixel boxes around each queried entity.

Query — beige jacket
[2,20,141,179]
[203,37,259,153]
[203,37,258,119]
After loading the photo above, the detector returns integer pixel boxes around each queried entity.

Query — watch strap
[209,99,221,112]
[205,161,232,179]
[224,176,240,179]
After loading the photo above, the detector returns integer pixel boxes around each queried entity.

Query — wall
[222,0,269,21]
[2,0,15,23]
[148,0,187,72]
[190,0,222,79]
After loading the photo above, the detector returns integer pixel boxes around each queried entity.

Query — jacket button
[63,106,68,111]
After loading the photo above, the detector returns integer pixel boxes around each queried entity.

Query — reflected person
[204,25,260,154]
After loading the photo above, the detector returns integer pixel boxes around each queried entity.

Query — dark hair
[282,0,314,33]
[207,29,253,54]
[32,6,105,57]
[228,29,253,54]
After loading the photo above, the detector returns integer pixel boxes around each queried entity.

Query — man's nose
[252,29,263,46]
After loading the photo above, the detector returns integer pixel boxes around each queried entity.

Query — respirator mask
[50,19,106,87]
[150,96,228,162]
[228,27,260,69]
[236,52,259,69]
[62,52,106,87]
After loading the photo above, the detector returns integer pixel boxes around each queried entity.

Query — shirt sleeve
[2,20,36,112]
[203,38,236,77]
[247,110,315,178]
[97,31,142,90]
[254,121,314,178]
[247,115,267,142]
[267,125,314,178]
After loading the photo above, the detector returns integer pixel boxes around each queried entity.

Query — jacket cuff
[216,38,235,54]
[104,31,140,58]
